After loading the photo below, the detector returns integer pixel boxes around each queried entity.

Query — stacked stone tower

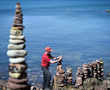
[96,60,104,80]
[53,58,65,89]
[82,64,90,79]
[7,3,29,90]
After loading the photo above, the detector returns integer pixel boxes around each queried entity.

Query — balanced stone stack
[7,3,29,90]
[96,60,104,80]
[75,67,83,87]
[91,61,98,78]
[90,60,104,80]
[53,59,65,89]
[82,64,90,79]
[65,67,73,85]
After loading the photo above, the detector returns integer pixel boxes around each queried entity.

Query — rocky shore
[0,60,110,90]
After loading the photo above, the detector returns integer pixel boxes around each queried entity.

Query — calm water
[0,0,110,84]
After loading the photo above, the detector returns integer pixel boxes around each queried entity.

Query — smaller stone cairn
[65,67,73,85]
[53,59,65,89]
[7,3,29,90]
[75,59,104,88]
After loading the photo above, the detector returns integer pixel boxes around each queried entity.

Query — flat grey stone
[10,35,25,40]
[9,39,25,44]
[9,57,25,63]
[7,50,27,57]
[8,44,25,50]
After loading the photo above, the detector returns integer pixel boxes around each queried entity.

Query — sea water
[0,0,110,84]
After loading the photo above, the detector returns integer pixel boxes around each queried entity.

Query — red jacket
[41,53,51,68]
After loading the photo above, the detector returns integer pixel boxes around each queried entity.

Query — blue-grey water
[0,0,110,84]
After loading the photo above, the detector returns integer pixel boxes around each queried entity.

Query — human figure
[41,46,62,90]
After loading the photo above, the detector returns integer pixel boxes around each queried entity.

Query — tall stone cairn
[7,3,29,90]
[53,60,65,89]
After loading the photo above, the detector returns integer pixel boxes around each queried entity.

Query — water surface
[0,0,110,84]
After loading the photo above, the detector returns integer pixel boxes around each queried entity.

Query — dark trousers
[41,66,51,89]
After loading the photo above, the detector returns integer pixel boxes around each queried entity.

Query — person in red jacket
[41,46,62,90]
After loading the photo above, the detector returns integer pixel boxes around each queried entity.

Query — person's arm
[49,56,62,64]
[49,60,58,64]
[48,53,57,60]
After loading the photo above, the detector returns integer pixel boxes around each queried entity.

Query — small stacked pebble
[7,2,29,90]
[65,67,73,85]
[53,60,65,88]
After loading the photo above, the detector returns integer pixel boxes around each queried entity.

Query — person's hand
[57,56,62,62]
